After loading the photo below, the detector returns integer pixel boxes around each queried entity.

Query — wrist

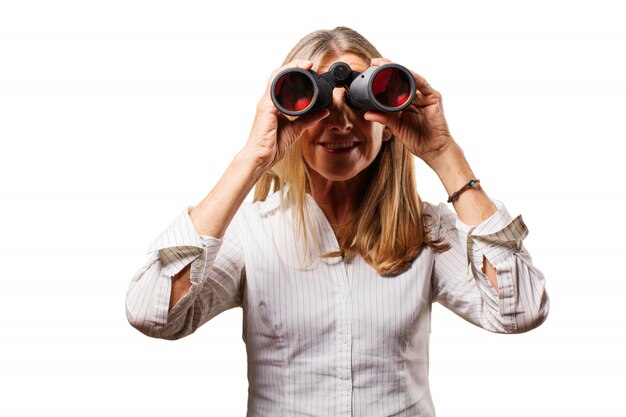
[427,143,469,180]
[234,147,271,182]
[426,143,483,199]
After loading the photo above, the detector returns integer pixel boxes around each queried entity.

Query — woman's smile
[299,53,385,183]
[318,138,361,153]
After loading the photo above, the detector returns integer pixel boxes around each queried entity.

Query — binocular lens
[371,68,413,109]
[272,71,315,113]
[270,62,415,116]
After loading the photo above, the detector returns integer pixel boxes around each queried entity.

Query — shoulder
[234,189,288,225]
[421,200,439,217]
[421,200,453,222]
[421,200,461,239]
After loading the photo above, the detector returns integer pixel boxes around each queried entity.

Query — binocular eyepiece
[271,62,416,116]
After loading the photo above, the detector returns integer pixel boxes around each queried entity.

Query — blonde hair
[253,27,448,276]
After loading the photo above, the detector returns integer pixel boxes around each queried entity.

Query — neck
[308,169,370,241]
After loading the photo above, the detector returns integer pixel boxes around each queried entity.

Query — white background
[1,0,624,416]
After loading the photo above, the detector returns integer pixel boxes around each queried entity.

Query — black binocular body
[270,62,416,116]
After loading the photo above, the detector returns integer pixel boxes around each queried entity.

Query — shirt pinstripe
[126,190,549,416]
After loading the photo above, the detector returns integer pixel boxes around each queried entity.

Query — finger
[409,70,439,97]
[274,59,313,77]
[288,108,330,138]
[363,110,400,134]
[294,60,314,70]
[370,57,393,67]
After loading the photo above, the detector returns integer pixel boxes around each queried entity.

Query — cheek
[362,124,385,156]
[299,125,322,149]
[370,123,385,140]
[298,133,318,167]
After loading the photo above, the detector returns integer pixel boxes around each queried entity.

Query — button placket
[334,258,353,416]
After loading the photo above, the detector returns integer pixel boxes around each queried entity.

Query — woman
[126,27,549,416]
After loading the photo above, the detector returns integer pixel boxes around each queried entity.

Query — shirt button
[340,291,348,300]
[340,381,351,391]
[341,334,351,344]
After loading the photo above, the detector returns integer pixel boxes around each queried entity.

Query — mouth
[320,141,360,153]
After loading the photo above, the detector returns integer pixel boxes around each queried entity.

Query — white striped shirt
[126,190,549,417]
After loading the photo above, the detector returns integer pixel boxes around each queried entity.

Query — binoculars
[271,61,416,116]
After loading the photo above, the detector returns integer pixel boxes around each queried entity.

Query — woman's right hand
[242,60,329,172]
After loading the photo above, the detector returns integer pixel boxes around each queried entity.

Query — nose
[325,87,353,133]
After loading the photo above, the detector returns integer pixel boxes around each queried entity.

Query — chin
[310,165,368,184]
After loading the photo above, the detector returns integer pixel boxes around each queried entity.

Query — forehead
[317,53,369,73]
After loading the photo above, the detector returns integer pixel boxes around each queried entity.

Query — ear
[382,127,393,142]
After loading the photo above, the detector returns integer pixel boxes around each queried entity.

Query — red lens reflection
[273,71,314,112]
[372,68,412,109]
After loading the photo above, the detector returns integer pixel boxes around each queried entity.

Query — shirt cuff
[146,207,224,280]
[456,200,529,266]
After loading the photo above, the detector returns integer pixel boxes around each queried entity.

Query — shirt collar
[258,186,288,216]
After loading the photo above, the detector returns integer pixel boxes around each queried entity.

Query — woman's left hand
[363,58,456,169]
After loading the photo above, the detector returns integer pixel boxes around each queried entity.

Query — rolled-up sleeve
[430,201,549,334]
[125,207,245,340]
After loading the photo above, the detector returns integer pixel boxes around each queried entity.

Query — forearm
[170,264,192,311]
[189,151,264,237]
[169,151,262,310]
[428,141,499,290]
[428,141,496,227]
